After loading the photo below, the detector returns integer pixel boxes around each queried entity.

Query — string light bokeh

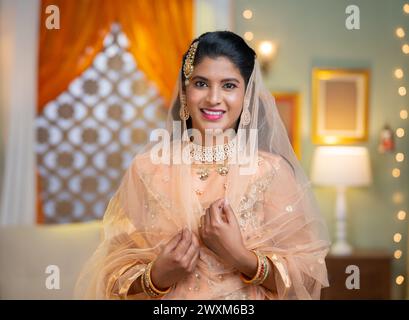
[391,2,409,290]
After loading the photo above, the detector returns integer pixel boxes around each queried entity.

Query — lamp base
[331,240,352,256]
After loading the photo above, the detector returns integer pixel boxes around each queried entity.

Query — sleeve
[252,156,330,300]
[74,158,169,300]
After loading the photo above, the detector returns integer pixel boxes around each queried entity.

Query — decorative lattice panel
[36,24,167,223]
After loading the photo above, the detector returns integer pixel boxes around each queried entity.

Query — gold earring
[179,94,190,121]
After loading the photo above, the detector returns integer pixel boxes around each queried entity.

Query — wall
[0,0,39,225]
[233,0,409,298]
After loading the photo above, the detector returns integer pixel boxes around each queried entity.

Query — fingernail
[224,198,229,206]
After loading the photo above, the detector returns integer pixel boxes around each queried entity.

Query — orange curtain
[37,0,193,223]
[38,0,192,111]
[116,0,193,103]
[38,0,114,113]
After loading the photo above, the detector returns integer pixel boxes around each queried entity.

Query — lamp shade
[311,146,372,187]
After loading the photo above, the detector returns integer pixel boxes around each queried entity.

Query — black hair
[182,31,256,86]
[180,31,256,130]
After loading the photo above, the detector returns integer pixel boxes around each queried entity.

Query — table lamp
[311,146,372,255]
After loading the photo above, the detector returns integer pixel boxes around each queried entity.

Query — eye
[223,83,237,89]
[194,81,208,88]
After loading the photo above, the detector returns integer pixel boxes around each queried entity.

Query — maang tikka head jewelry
[180,41,199,120]
[183,41,199,87]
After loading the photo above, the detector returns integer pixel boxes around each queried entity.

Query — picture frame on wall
[312,68,370,144]
[272,92,301,159]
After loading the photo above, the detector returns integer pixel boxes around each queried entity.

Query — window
[36,24,167,223]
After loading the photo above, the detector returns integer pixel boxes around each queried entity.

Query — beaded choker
[189,140,236,163]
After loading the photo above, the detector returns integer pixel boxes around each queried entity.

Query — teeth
[202,109,223,115]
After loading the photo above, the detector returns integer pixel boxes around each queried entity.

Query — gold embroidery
[237,168,276,231]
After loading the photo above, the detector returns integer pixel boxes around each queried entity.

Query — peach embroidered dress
[74,60,329,300]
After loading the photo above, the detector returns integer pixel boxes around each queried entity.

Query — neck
[191,131,236,147]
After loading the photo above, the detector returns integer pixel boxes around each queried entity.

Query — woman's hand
[150,228,200,290]
[199,198,249,268]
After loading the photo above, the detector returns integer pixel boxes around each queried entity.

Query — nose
[206,87,222,105]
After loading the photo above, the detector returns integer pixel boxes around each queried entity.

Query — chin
[199,123,228,133]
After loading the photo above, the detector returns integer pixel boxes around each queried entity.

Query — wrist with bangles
[140,260,172,298]
[239,250,270,286]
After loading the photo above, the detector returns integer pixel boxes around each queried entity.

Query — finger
[223,200,236,224]
[213,198,225,210]
[204,210,211,230]
[174,228,192,255]
[191,231,200,249]
[184,234,200,265]
[187,248,200,271]
[199,216,205,239]
[209,202,223,225]
[166,230,183,252]
[204,207,211,225]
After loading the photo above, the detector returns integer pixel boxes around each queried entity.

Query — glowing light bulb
[396,275,404,285]
[393,233,402,243]
[244,32,254,41]
[396,27,405,38]
[394,250,402,259]
[394,68,404,79]
[242,10,253,19]
[392,168,401,178]
[400,109,408,119]
[395,153,404,162]
[397,210,406,220]
[396,128,405,138]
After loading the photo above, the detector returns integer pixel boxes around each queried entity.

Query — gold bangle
[240,251,270,286]
[142,269,158,297]
[258,255,269,285]
[140,270,154,297]
[252,254,268,285]
[146,261,171,296]
[141,263,166,297]
[240,250,263,284]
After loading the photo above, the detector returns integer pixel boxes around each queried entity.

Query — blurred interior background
[0,0,408,299]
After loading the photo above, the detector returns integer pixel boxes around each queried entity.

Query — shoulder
[128,150,168,179]
[257,150,295,178]
[257,150,287,170]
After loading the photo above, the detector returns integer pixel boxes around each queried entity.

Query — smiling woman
[186,56,245,137]
[75,31,330,300]
[182,32,255,142]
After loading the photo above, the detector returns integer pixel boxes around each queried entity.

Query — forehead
[192,56,243,81]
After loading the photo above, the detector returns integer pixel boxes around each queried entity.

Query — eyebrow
[191,75,240,83]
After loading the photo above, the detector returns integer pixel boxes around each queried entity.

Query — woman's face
[185,56,246,140]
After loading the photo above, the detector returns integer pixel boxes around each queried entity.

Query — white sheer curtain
[0,0,40,225]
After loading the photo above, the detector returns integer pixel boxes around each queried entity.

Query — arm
[231,248,277,293]
[127,228,201,297]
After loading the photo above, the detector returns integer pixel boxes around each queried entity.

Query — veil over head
[74,37,330,300]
